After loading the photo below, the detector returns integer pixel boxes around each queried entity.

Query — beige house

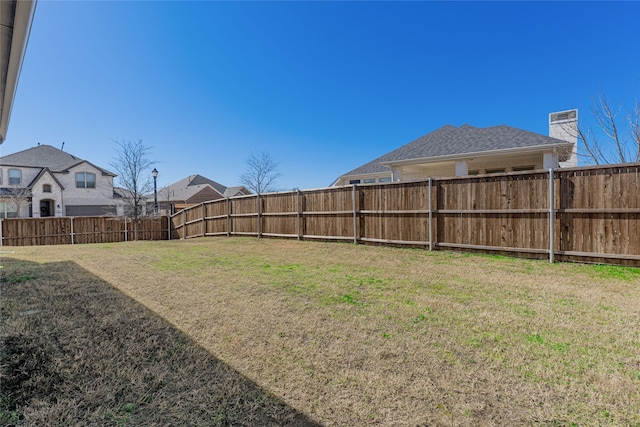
[333,110,578,186]
[0,144,118,217]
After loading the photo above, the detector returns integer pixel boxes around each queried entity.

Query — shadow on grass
[0,258,321,426]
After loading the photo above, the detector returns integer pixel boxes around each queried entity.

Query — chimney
[549,109,578,168]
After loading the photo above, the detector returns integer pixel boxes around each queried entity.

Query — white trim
[338,170,392,180]
[379,143,574,168]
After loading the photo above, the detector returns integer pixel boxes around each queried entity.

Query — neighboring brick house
[0,144,117,218]
[333,110,578,186]
[153,174,251,214]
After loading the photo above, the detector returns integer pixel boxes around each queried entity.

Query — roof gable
[186,186,224,204]
[223,186,251,197]
[67,160,115,176]
[27,167,65,190]
[188,174,227,195]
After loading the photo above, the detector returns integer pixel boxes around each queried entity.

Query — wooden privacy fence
[171,163,640,266]
[0,216,169,246]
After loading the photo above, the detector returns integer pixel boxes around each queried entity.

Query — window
[0,201,18,218]
[43,184,52,193]
[76,172,96,188]
[0,168,2,185]
[8,169,21,185]
[468,170,480,176]
[349,179,361,184]
[363,178,376,184]
[378,177,392,183]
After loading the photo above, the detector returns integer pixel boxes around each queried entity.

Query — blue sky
[3,1,640,191]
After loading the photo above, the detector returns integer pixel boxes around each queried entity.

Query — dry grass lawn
[2,237,640,426]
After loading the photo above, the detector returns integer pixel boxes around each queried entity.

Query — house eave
[337,170,393,183]
[0,0,37,144]
[379,143,574,167]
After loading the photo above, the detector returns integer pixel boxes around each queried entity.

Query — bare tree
[2,187,31,218]
[110,139,155,240]
[240,151,282,194]
[573,87,640,165]
[159,186,176,215]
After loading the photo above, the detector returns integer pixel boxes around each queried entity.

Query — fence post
[228,198,233,237]
[257,194,261,238]
[124,218,128,242]
[70,217,75,245]
[296,189,301,240]
[352,184,358,244]
[428,178,433,251]
[549,168,555,263]
[183,211,186,239]
[167,215,171,240]
[226,198,230,237]
[0,218,3,248]
[201,202,206,237]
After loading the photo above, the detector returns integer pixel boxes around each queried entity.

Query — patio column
[543,151,559,169]
[391,166,403,182]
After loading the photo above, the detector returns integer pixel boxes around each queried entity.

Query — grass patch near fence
[2,237,640,426]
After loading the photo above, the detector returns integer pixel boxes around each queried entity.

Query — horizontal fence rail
[168,163,640,267]
[0,216,169,247]
[3,163,639,267]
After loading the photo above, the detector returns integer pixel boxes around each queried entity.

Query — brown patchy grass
[2,237,640,426]
[0,256,317,426]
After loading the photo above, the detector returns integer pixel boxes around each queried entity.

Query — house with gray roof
[152,174,250,214]
[333,110,578,186]
[0,144,118,217]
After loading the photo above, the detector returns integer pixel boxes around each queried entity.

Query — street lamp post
[152,168,158,214]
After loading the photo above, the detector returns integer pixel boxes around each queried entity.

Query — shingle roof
[222,186,250,197]
[0,144,115,175]
[155,175,250,202]
[341,124,572,176]
[155,175,215,202]
[187,174,227,195]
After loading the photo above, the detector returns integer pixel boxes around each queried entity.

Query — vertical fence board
[4,164,640,266]
[203,199,227,235]
[262,192,297,236]
[0,216,168,246]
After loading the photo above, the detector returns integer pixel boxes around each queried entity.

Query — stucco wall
[31,172,65,217]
